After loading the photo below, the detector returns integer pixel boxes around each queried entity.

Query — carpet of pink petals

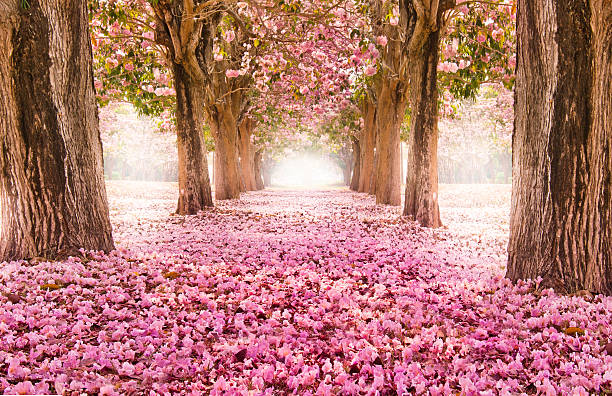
[1,182,611,395]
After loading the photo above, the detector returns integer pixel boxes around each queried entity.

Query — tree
[202,14,257,200]
[91,0,214,214]
[350,136,361,190]
[357,0,515,222]
[150,0,220,211]
[237,116,258,191]
[363,0,458,211]
[357,94,377,193]
[401,1,450,227]
[507,0,612,295]
[253,149,265,189]
[316,106,361,186]
[0,0,114,261]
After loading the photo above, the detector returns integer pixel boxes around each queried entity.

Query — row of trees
[91,0,516,216]
[314,84,513,188]
[0,0,610,294]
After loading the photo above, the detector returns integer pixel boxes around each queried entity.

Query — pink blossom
[107,58,119,68]
[224,30,236,43]
[9,381,35,395]
[365,65,377,76]
[1,182,610,395]
[508,55,517,69]
[225,69,240,78]
[7,358,28,380]
[492,28,505,41]
[99,384,119,396]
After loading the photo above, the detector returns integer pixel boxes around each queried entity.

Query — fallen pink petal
[1,183,610,394]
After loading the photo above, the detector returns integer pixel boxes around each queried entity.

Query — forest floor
[1,182,611,395]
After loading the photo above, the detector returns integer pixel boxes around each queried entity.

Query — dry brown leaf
[563,327,585,337]
[41,283,62,291]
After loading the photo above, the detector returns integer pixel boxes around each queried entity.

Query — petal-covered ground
[1,182,611,395]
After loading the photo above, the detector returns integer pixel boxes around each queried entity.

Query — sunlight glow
[271,154,342,187]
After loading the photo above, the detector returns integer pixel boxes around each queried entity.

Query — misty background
[100,90,512,187]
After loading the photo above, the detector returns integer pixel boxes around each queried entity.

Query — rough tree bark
[209,104,241,200]
[350,137,361,191]
[358,99,377,193]
[195,12,251,201]
[237,117,258,191]
[0,0,114,261]
[173,62,213,214]
[403,24,442,227]
[151,0,217,211]
[374,79,405,205]
[369,0,410,206]
[508,0,612,295]
[370,0,453,217]
[253,149,265,190]
[400,0,454,227]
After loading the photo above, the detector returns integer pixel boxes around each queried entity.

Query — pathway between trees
[1,183,610,394]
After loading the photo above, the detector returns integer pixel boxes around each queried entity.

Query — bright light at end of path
[272,154,343,187]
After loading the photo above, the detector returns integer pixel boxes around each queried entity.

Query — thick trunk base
[0,1,114,261]
[508,0,612,295]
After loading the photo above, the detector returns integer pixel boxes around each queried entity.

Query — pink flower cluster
[1,184,610,395]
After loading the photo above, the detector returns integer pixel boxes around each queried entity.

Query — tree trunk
[262,158,273,187]
[237,117,258,191]
[403,28,442,228]
[254,150,264,190]
[173,62,213,214]
[0,0,114,261]
[238,153,246,192]
[350,138,361,191]
[342,164,352,186]
[359,100,376,193]
[374,79,405,205]
[369,130,378,195]
[209,106,241,200]
[508,0,612,295]
[263,171,272,187]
